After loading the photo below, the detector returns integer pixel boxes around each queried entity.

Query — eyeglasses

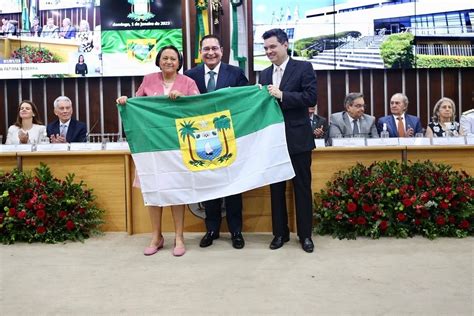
[201,46,221,52]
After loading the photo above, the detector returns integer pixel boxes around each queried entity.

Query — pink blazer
[136,72,200,97]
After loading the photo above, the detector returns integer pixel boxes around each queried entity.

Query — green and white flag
[118,85,294,206]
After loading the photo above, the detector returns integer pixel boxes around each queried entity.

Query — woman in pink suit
[117,45,199,257]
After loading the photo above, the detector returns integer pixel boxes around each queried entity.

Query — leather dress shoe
[199,231,219,248]
[269,235,289,250]
[301,238,314,253]
[231,232,245,249]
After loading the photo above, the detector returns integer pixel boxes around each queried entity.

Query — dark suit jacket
[47,119,87,143]
[258,58,317,154]
[184,62,248,94]
[377,114,423,137]
[310,113,328,142]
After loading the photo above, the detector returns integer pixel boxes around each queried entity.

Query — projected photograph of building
[253,0,474,70]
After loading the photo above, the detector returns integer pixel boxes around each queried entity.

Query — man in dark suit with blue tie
[184,34,249,249]
[47,96,87,143]
[258,28,317,253]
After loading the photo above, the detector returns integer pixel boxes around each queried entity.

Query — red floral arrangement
[314,160,473,239]
[0,163,104,243]
[11,45,59,63]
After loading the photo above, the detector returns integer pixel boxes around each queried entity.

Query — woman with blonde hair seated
[425,97,463,138]
[5,100,46,144]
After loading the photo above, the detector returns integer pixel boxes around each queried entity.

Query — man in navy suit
[184,34,248,249]
[258,28,317,253]
[47,96,87,143]
[377,93,423,137]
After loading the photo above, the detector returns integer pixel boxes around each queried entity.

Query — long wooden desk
[1,145,473,234]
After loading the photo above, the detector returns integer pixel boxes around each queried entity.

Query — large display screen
[253,0,474,71]
[0,0,183,79]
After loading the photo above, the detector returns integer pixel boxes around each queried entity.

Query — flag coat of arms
[118,85,295,206]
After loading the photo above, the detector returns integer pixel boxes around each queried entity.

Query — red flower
[448,216,456,224]
[59,210,68,219]
[66,220,75,231]
[436,215,446,226]
[417,180,424,187]
[78,208,86,215]
[379,220,388,230]
[439,201,449,209]
[397,213,407,222]
[36,226,46,234]
[356,216,367,225]
[17,210,27,219]
[362,204,372,213]
[36,209,46,219]
[34,203,46,210]
[335,213,343,220]
[459,220,470,229]
[0,214,4,224]
[348,218,355,225]
[8,208,16,217]
[347,202,357,213]
[421,210,430,218]
[420,192,430,202]
[414,219,421,225]
[402,198,413,207]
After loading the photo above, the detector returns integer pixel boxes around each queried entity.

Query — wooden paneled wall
[2,68,473,140]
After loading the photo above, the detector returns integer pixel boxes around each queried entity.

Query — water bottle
[380,123,389,138]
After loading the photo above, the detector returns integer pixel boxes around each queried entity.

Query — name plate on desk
[399,137,431,146]
[314,139,326,147]
[466,136,474,145]
[366,138,399,146]
[105,142,130,151]
[36,143,70,152]
[69,142,103,151]
[432,137,466,146]
[332,138,366,147]
[0,144,32,152]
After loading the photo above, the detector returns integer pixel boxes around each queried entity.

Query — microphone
[83,119,100,142]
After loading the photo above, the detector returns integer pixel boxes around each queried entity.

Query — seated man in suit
[329,92,378,139]
[309,105,328,143]
[47,96,87,143]
[377,93,423,137]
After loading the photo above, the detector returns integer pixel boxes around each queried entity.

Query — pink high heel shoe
[173,241,186,257]
[143,236,164,256]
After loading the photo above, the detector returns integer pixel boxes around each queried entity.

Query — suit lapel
[343,112,352,134]
[279,58,295,89]
[216,63,226,89]
[388,116,397,136]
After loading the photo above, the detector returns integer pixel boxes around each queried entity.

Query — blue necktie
[60,124,67,137]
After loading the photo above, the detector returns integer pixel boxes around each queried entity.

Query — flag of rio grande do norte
[118,85,295,206]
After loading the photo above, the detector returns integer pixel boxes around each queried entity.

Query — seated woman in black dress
[425,97,463,137]
[75,54,88,77]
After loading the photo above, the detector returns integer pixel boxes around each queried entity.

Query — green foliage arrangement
[416,55,474,68]
[380,33,415,68]
[0,163,104,244]
[294,31,361,56]
[11,45,60,63]
[314,160,473,240]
